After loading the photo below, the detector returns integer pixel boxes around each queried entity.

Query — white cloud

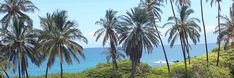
[201,25,217,34]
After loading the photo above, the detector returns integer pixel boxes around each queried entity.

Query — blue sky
[20,0,233,48]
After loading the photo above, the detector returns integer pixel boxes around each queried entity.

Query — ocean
[12,43,217,76]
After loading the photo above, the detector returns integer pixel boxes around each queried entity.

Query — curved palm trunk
[170,0,188,72]
[185,38,191,64]
[169,0,176,17]
[110,34,118,78]
[147,8,170,73]
[200,0,209,66]
[60,63,63,78]
[45,65,49,78]
[112,58,117,78]
[217,1,221,66]
[111,48,118,78]
[156,27,170,73]
[22,72,24,78]
[170,0,188,70]
[3,70,9,78]
[186,48,191,64]
[145,2,170,72]
[25,69,29,78]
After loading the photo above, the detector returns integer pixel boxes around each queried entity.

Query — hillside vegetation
[28,46,234,78]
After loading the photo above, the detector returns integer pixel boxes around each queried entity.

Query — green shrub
[28,73,87,78]
[192,63,232,78]
[83,59,151,78]
[150,66,171,78]
[171,65,195,78]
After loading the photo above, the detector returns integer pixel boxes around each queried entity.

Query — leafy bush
[192,63,232,78]
[150,66,172,78]
[28,73,87,78]
[83,59,151,78]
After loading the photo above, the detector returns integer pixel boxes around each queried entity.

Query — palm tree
[168,0,175,16]
[174,0,191,6]
[167,0,192,64]
[0,55,14,78]
[167,0,191,17]
[119,7,159,78]
[0,43,8,78]
[214,5,234,50]
[37,10,88,78]
[94,9,120,77]
[200,0,209,66]
[139,0,171,73]
[102,48,125,63]
[173,0,193,64]
[139,0,163,20]
[164,5,201,76]
[1,17,40,78]
[0,0,38,30]
[208,0,222,66]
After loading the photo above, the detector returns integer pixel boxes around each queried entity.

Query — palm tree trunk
[169,0,176,17]
[200,0,209,67]
[156,27,170,73]
[3,70,9,78]
[22,72,24,78]
[130,59,138,78]
[111,49,118,71]
[18,65,21,78]
[45,65,49,78]
[130,48,139,78]
[180,36,188,77]
[169,0,189,66]
[170,0,188,72]
[110,36,118,78]
[18,61,21,78]
[111,46,118,78]
[170,0,187,73]
[224,40,229,50]
[187,48,191,64]
[112,55,118,70]
[60,63,63,78]
[217,1,221,66]
[112,54,118,70]
[185,38,191,64]
[112,59,117,78]
[26,69,29,78]
[16,49,21,78]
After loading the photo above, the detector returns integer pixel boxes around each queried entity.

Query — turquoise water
[12,43,217,76]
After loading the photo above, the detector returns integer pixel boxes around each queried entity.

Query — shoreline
[17,46,233,78]
[15,47,216,76]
